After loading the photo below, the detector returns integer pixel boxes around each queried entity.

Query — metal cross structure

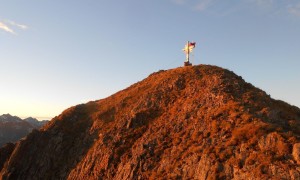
[182,41,196,66]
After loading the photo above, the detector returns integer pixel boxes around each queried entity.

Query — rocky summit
[0,65,300,180]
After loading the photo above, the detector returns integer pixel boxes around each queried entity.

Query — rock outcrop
[293,143,300,164]
[0,65,299,179]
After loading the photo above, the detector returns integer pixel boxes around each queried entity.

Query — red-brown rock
[0,65,299,179]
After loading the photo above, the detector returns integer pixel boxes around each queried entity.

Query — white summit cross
[182,41,196,66]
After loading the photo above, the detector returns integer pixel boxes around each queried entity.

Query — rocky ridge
[0,65,299,179]
[23,117,49,129]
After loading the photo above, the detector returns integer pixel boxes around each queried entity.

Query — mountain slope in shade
[1,65,300,179]
[23,117,49,129]
[0,143,15,171]
[0,114,48,147]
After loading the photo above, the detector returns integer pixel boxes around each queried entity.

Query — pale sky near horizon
[0,0,299,120]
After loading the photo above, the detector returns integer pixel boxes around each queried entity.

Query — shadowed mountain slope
[0,114,48,148]
[1,65,300,179]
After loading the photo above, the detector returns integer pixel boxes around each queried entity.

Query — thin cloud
[288,3,300,17]
[195,0,215,11]
[193,0,274,11]
[6,20,28,30]
[0,19,28,35]
[171,0,300,17]
[0,21,16,34]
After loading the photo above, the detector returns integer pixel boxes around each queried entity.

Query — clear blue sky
[1,0,299,120]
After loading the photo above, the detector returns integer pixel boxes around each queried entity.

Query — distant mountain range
[0,114,49,147]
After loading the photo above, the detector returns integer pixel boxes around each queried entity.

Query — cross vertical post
[183,41,196,66]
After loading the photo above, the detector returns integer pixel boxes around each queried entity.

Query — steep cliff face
[1,65,300,179]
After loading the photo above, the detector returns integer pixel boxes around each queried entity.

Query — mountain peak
[0,114,22,123]
[1,65,300,179]
[0,114,49,148]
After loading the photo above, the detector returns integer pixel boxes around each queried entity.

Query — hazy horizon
[20,116,52,121]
